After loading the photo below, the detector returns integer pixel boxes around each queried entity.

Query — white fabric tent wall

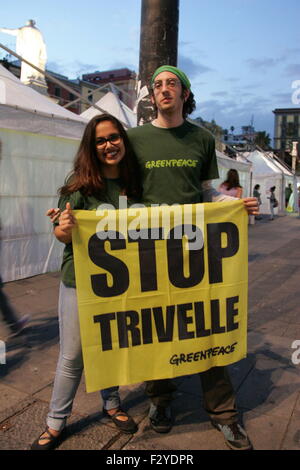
[0,64,87,124]
[0,65,85,282]
[0,128,81,282]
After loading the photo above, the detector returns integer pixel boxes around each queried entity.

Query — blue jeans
[47,283,120,432]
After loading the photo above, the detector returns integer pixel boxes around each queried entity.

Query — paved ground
[0,213,299,451]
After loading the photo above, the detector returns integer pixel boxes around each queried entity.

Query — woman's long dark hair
[59,114,142,199]
[222,169,242,190]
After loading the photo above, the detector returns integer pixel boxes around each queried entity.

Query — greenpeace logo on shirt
[145,159,198,169]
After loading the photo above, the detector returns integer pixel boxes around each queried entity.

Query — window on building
[281,116,287,137]
[54,87,61,97]
[88,91,93,102]
[69,93,75,101]
[287,121,296,137]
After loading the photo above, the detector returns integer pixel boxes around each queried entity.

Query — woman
[31,114,142,450]
[218,169,243,198]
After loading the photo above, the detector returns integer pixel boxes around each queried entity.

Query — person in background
[31,114,141,450]
[268,186,277,220]
[253,184,262,220]
[218,169,243,198]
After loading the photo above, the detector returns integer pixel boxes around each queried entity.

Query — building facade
[273,108,300,153]
[79,80,112,113]
[223,124,257,152]
[46,73,81,114]
[82,68,136,110]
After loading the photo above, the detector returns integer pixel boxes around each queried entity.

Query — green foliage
[254,131,271,150]
[194,116,223,138]
[194,117,224,151]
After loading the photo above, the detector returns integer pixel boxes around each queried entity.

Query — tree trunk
[137,0,179,125]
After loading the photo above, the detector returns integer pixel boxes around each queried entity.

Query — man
[127,65,258,450]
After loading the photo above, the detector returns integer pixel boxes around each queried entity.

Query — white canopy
[0,64,86,139]
[264,151,294,179]
[245,150,283,178]
[81,91,137,129]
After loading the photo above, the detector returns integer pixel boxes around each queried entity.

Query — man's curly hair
[181,86,196,118]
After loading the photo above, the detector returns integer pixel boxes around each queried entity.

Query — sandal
[31,426,63,450]
[103,408,138,434]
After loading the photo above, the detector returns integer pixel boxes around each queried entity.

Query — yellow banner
[72,201,248,393]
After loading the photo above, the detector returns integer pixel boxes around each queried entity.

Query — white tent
[81,91,137,129]
[0,63,86,137]
[0,64,85,282]
[244,150,293,214]
[265,151,294,183]
[215,150,252,197]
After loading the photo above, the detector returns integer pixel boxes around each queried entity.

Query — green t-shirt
[55,178,128,288]
[127,121,219,205]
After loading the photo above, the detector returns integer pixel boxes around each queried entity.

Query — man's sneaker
[149,404,172,433]
[211,421,252,450]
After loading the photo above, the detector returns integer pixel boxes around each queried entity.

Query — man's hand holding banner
[72,200,248,393]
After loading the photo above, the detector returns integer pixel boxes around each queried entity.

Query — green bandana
[151,65,191,90]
